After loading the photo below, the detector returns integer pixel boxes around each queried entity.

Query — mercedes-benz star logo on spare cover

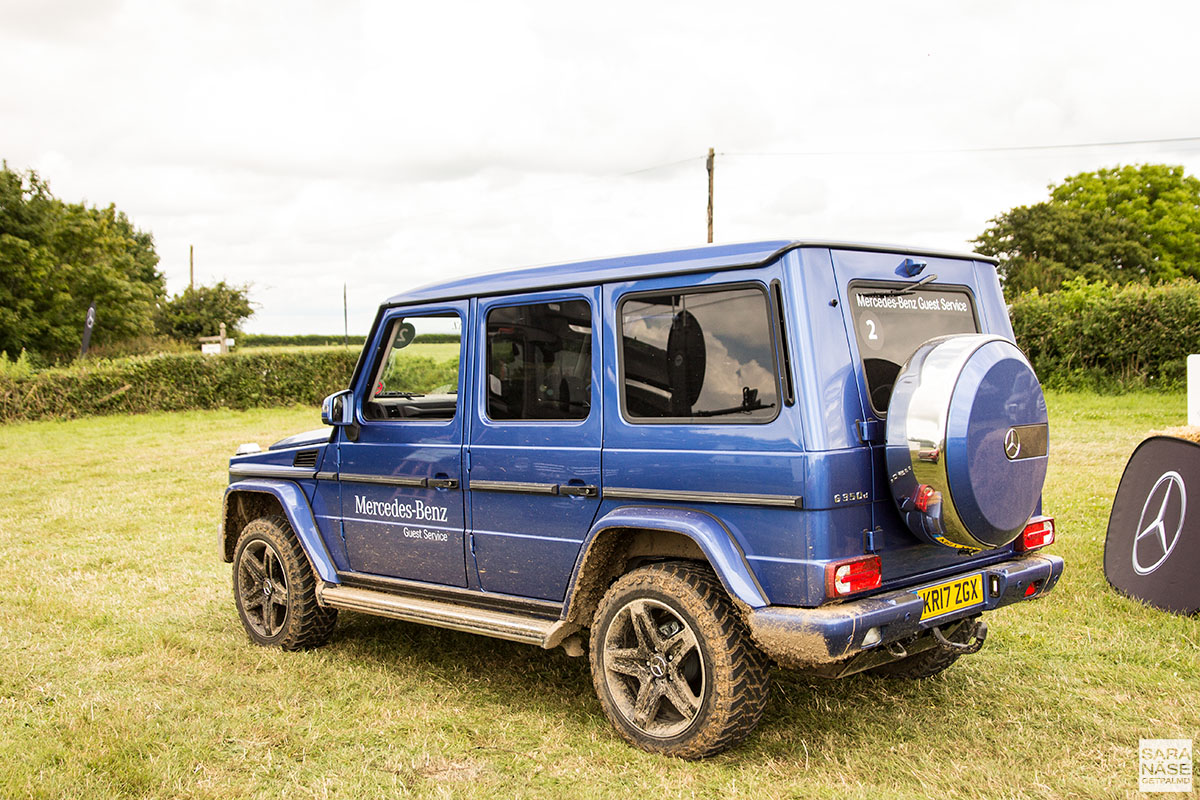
[1133,471,1186,576]
[1004,428,1021,460]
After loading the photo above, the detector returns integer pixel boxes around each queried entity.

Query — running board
[317,584,579,649]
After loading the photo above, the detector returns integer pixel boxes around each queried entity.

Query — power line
[302,155,710,239]
[239,137,1200,242]
[620,155,706,176]
[720,135,1200,158]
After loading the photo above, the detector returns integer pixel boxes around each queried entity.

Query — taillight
[825,555,882,598]
[914,484,941,512]
[1016,515,1055,552]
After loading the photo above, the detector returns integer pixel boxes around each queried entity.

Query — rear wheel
[233,516,337,651]
[867,619,977,679]
[589,562,770,758]
[868,645,960,680]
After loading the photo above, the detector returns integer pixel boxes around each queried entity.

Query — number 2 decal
[865,319,878,340]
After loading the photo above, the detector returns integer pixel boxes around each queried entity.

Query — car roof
[385,239,997,306]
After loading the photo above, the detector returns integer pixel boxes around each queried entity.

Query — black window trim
[770,279,795,407]
[616,280,784,426]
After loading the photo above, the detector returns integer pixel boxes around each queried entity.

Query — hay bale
[1151,426,1200,443]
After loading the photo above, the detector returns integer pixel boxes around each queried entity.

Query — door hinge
[856,418,883,444]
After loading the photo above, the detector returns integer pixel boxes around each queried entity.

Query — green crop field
[0,393,1195,799]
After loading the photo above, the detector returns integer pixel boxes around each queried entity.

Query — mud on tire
[233,516,337,651]
[588,561,771,759]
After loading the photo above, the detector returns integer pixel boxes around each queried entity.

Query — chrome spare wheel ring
[237,540,289,638]
[602,598,705,739]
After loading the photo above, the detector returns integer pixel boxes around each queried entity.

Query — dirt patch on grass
[415,757,491,783]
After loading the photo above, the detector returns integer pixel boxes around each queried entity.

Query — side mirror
[321,389,354,426]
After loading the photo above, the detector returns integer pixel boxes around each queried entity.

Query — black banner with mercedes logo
[1104,436,1200,615]
[80,301,96,358]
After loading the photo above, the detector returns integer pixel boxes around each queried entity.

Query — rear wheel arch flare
[564,511,769,627]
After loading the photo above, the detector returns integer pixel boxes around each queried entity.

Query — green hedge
[240,334,368,348]
[1010,278,1200,389]
[0,350,458,423]
[8,281,1191,421]
[240,333,459,347]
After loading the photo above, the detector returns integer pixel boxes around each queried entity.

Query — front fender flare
[222,479,339,584]
[566,505,769,611]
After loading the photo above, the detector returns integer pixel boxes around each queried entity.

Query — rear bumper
[746,553,1064,669]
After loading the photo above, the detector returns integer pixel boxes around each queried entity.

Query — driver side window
[364,313,461,421]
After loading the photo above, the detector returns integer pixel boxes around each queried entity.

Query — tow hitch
[933,618,988,654]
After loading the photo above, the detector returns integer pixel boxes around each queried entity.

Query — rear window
[848,282,978,415]
[619,285,779,423]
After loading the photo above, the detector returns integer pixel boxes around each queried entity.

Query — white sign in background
[1189,355,1200,427]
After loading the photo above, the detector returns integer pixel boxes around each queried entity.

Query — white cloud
[3,0,1200,333]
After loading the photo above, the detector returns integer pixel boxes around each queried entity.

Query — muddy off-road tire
[233,516,337,651]
[589,562,771,759]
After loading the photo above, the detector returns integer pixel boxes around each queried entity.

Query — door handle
[428,477,459,490]
[559,484,598,498]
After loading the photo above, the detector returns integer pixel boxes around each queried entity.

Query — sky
[3,0,1200,335]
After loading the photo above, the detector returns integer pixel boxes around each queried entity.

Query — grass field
[0,392,1195,799]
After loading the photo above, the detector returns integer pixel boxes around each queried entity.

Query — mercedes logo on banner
[1105,436,1200,615]
[1133,471,1186,576]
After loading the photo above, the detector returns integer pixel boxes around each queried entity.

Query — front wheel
[233,516,337,651]
[589,562,771,758]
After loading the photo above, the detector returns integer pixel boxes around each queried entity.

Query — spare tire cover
[885,334,1048,550]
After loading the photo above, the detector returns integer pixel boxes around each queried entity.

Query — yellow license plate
[918,573,984,621]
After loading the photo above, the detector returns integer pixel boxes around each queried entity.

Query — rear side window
[486,299,592,421]
[620,286,778,422]
[847,282,979,414]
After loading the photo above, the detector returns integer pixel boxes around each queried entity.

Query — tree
[0,163,164,361]
[974,202,1154,297]
[155,281,255,341]
[974,164,1200,299]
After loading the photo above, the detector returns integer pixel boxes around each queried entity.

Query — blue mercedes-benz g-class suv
[221,240,1062,758]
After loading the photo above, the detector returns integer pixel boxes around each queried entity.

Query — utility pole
[706,148,715,244]
[343,283,349,348]
[189,245,194,290]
